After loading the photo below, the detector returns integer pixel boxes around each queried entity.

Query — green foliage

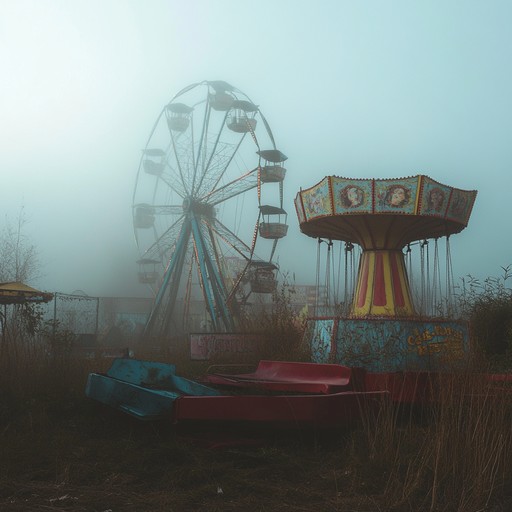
[239,277,308,361]
[458,266,512,367]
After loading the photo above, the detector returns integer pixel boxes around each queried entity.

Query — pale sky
[1,0,511,295]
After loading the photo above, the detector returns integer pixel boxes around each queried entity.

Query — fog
[2,0,511,296]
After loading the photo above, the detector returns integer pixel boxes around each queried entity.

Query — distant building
[285,284,328,314]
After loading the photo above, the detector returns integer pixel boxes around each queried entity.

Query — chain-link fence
[39,293,152,357]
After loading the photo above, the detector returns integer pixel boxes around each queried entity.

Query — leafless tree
[0,208,39,283]
[0,208,41,359]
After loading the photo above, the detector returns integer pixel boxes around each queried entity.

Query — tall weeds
[239,281,308,361]
[458,266,512,369]
[2,270,512,510]
[355,371,512,511]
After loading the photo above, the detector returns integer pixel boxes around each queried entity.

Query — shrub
[458,266,512,369]
[238,279,308,361]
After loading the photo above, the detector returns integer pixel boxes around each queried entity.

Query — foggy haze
[1,0,511,297]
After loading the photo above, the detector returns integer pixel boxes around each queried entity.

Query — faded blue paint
[190,214,235,332]
[86,358,221,420]
[190,216,219,329]
[143,221,191,338]
[307,318,470,372]
[86,373,180,420]
[106,358,221,396]
[305,318,335,363]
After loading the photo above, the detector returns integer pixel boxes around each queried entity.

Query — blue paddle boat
[85,358,221,420]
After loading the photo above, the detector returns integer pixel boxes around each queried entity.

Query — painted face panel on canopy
[347,187,361,206]
[390,187,405,206]
[428,188,445,211]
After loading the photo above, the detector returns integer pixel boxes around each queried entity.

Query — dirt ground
[0,397,389,512]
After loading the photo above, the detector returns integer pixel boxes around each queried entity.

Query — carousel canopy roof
[295,175,478,249]
[0,282,53,305]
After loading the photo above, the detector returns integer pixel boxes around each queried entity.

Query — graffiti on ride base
[190,333,263,361]
[407,325,465,358]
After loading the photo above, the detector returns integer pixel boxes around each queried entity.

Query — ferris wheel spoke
[140,215,185,262]
[166,173,188,198]
[195,141,243,198]
[201,168,258,206]
[194,110,244,196]
[151,205,183,216]
[199,135,247,198]
[208,218,257,262]
[169,81,203,102]
[191,99,212,194]
[192,106,221,195]
[159,168,187,198]
[269,238,279,262]
[258,111,277,149]
[169,130,191,196]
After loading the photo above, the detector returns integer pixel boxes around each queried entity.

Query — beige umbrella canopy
[0,283,54,347]
[0,282,53,305]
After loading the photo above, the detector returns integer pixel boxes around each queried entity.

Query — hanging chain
[420,240,429,316]
[344,242,354,314]
[446,236,457,317]
[406,243,413,293]
[335,241,343,307]
[315,238,321,316]
[431,238,443,317]
[324,240,334,312]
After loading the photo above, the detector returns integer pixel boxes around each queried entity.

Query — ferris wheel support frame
[191,214,235,332]
[143,222,191,340]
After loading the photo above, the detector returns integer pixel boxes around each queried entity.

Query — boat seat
[203,360,366,394]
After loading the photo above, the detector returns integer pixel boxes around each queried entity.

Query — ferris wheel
[133,80,288,339]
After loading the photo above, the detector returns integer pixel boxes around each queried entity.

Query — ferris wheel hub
[182,197,216,219]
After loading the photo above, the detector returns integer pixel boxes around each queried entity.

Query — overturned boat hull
[174,391,387,429]
[85,358,387,428]
[85,358,221,420]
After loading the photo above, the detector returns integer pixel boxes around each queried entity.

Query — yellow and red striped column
[352,249,415,317]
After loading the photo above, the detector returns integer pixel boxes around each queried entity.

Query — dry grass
[1,333,512,511]
[355,370,512,512]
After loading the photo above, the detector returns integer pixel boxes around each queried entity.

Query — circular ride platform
[295,175,477,371]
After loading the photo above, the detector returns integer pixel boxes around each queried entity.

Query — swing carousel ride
[295,175,477,371]
[133,81,288,341]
